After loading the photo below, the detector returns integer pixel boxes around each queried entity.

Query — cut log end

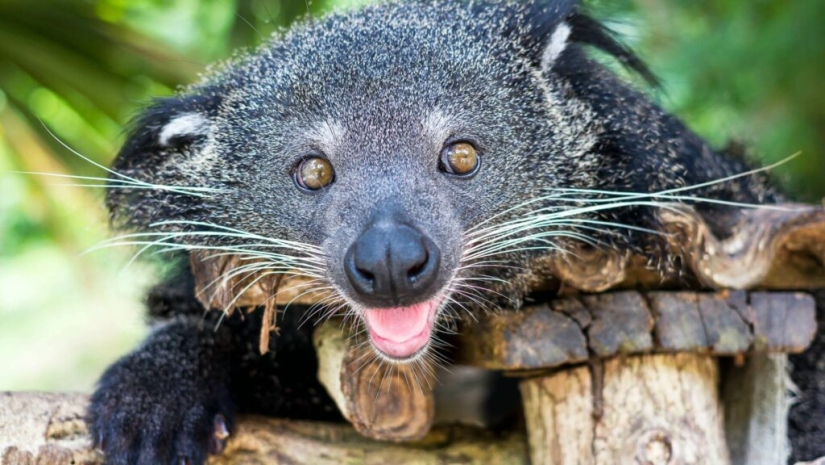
[313,321,435,442]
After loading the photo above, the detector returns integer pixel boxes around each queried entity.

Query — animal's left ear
[518,1,659,85]
[504,0,576,72]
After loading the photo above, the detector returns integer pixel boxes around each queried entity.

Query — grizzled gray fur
[89,1,822,464]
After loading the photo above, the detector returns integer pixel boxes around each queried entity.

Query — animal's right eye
[439,141,480,178]
[294,156,335,192]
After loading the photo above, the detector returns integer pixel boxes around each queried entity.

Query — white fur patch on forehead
[158,113,210,146]
[541,23,572,73]
[422,110,455,142]
[305,120,346,154]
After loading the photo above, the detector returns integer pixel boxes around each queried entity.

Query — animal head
[108,0,659,361]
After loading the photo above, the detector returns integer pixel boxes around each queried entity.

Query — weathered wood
[696,292,753,354]
[313,321,436,442]
[648,293,709,351]
[458,304,589,371]
[0,393,528,465]
[583,292,654,356]
[722,354,791,465]
[750,293,818,352]
[456,291,816,370]
[519,365,594,464]
[521,354,729,465]
[0,392,99,465]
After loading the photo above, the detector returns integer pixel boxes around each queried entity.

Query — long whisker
[465,152,800,234]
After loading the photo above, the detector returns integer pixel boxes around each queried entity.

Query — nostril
[406,250,429,282]
[345,245,377,296]
[356,266,376,283]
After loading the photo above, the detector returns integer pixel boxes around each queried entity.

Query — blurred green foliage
[0,0,823,390]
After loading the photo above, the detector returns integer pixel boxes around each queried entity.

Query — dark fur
[90,1,819,463]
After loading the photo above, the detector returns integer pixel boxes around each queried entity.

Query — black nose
[345,218,441,307]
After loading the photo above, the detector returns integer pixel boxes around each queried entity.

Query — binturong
[88,1,803,464]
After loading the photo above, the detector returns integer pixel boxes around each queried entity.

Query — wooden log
[0,393,528,465]
[313,321,436,442]
[520,354,730,465]
[457,291,816,371]
[519,364,594,464]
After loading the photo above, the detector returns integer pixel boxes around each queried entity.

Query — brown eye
[294,156,335,191]
[439,142,480,177]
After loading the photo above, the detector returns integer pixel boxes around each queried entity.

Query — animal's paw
[88,362,234,465]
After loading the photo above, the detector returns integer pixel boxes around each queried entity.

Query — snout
[343,215,444,360]
[344,218,441,308]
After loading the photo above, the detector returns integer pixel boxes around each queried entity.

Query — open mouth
[362,297,442,360]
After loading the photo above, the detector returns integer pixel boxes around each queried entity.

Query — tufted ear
[565,13,659,86]
[539,20,572,73]
[112,93,222,175]
[513,0,658,86]
[106,92,224,228]
[494,0,576,70]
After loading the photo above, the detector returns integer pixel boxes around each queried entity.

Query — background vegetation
[1,0,823,390]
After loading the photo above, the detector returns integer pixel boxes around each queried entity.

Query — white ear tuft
[158,113,210,146]
[540,22,572,73]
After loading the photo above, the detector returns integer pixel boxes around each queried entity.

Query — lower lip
[362,298,441,360]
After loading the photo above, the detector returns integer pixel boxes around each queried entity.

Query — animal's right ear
[113,93,222,174]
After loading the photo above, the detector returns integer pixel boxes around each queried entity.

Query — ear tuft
[540,22,572,73]
[115,94,221,170]
[158,113,211,148]
[567,13,660,87]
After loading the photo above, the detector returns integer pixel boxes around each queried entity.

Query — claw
[213,414,230,440]
[209,414,230,455]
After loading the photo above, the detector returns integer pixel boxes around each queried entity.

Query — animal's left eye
[294,156,335,191]
[439,142,480,177]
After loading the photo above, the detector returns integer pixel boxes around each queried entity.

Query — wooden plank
[751,292,817,352]
[520,365,594,464]
[648,292,708,351]
[697,292,752,354]
[457,304,589,370]
[582,292,654,356]
[456,291,817,371]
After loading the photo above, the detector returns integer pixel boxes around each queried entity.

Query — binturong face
[107,1,601,362]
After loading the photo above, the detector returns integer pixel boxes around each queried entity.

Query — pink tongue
[363,302,436,359]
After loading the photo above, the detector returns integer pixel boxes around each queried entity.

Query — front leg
[88,316,235,465]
